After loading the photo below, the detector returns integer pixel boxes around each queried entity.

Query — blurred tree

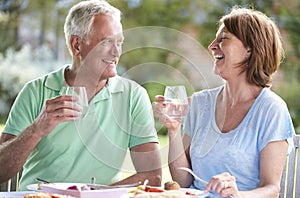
[277,2,300,77]
[0,0,299,132]
[110,0,195,71]
[275,1,300,133]
[0,0,28,55]
[22,0,58,56]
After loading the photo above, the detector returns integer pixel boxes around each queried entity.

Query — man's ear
[70,35,81,56]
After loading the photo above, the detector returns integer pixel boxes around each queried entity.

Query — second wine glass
[163,85,188,119]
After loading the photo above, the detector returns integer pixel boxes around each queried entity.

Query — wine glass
[65,86,89,117]
[163,85,188,119]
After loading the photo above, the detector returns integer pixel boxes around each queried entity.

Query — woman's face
[208,24,249,80]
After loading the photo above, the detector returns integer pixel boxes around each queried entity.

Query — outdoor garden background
[0,0,300,183]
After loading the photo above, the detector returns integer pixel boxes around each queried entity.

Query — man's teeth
[104,59,115,64]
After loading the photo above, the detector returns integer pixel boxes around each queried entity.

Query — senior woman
[154,6,295,198]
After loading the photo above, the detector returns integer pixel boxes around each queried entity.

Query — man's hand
[33,95,82,137]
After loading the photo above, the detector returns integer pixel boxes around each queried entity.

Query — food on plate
[131,190,190,198]
[128,185,164,194]
[23,192,74,198]
[164,181,180,190]
[129,181,198,197]
[66,184,90,191]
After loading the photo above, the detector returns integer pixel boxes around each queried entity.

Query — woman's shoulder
[259,88,288,108]
[192,86,222,99]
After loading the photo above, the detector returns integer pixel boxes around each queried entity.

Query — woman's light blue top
[184,86,295,190]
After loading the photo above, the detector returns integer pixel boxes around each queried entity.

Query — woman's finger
[155,95,165,103]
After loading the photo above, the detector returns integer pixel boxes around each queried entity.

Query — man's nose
[111,42,122,57]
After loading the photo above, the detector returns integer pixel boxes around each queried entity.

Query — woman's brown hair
[219,6,284,87]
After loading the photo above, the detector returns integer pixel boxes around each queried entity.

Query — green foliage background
[0,0,299,133]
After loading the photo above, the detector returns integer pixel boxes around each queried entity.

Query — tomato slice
[144,186,164,192]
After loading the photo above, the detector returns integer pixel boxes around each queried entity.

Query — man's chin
[106,69,117,78]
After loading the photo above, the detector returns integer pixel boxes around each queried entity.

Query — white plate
[181,188,208,195]
[0,191,33,198]
[27,183,129,198]
[121,188,217,198]
[26,183,40,191]
[181,188,221,197]
[26,183,84,191]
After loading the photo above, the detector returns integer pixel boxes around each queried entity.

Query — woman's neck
[222,82,262,107]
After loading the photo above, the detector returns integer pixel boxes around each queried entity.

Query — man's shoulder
[25,65,66,89]
[112,75,140,86]
[109,75,145,92]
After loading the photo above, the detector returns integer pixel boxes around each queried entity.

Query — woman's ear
[247,48,251,54]
[70,35,81,57]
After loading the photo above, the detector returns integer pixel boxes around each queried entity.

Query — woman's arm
[168,126,194,187]
[153,95,194,187]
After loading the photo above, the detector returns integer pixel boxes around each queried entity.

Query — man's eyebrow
[105,34,124,40]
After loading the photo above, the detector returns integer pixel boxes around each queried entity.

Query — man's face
[79,14,124,81]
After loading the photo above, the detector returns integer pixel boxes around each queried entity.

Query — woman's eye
[219,37,227,42]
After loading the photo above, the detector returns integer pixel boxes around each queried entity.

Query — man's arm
[0,95,82,183]
[0,127,42,183]
[112,142,162,187]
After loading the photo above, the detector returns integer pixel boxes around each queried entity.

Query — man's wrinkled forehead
[106,32,124,41]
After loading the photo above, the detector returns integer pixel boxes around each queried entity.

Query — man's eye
[117,41,123,46]
[101,39,112,45]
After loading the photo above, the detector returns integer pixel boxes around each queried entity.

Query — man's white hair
[64,0,121,55]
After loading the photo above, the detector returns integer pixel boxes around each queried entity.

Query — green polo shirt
[3,65,158,190]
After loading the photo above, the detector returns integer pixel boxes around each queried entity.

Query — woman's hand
[205,172,240,198]
[152,95,182,132]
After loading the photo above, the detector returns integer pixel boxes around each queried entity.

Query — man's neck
[94,79,108,95]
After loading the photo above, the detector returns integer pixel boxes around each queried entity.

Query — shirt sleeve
[128,86,158,148]
[3,82,40,136]
[257,97,295,154]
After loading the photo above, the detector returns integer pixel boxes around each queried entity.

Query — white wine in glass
[163,85,188,119]
[65,86,89,117]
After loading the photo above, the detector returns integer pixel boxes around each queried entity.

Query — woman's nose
[208,39,217,51]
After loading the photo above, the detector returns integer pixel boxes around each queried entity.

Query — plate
[27,183,85,191]
[181,188,221,198]
[181,188,209,196]
[121,188,219,198]
[27,183,40,191]
[27,183,129,198]
[0,191,33,198]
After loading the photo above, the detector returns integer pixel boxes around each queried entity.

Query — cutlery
[35,177,141,190]
[87,181,142,190]
[177,167,208,186]
[35,178,51,184]
[142,179,149,189]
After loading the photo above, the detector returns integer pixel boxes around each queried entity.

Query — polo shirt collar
[44,65,124,101]
[45,65,67,92]
[92,75,124,102]
[107,75,125,93]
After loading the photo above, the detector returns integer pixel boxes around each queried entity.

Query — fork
[177,167,208,186]
[87,181,142,190]
[35,178,51,184]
